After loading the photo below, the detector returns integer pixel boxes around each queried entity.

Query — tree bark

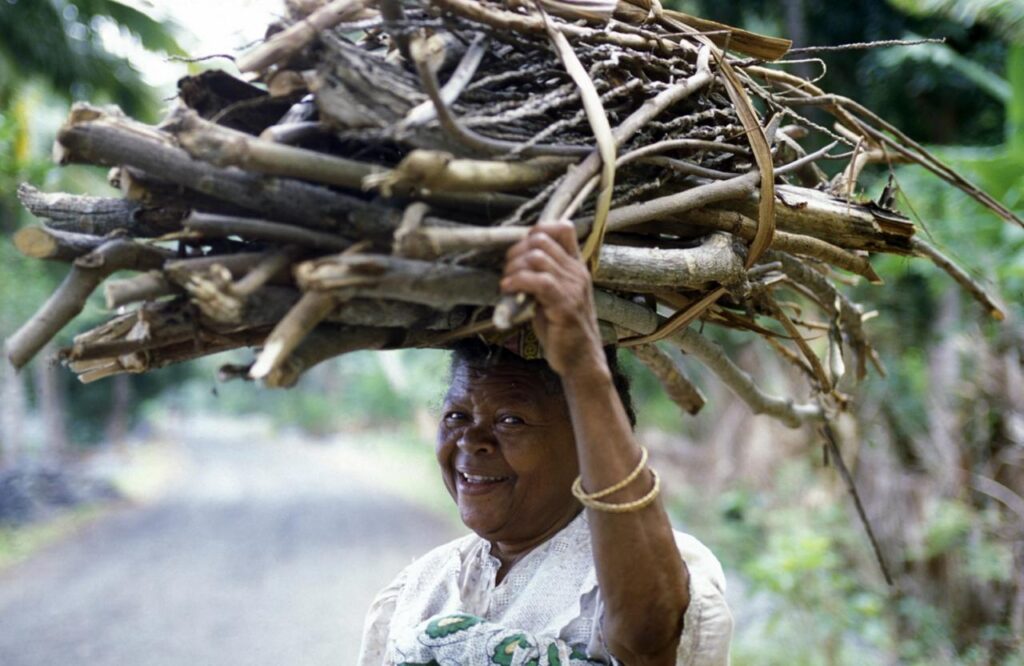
[17,183,183,237]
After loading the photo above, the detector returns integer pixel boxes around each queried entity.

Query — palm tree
[0,0,185,117]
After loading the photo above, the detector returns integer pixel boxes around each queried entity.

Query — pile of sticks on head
[5,0,1017,428]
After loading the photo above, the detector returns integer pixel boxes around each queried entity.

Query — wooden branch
[593,234,747,292]
[13,226,107,262]
[761,292,832,392]
[164,252,288,284]
[231,247,301,298]
[259,325,403,388]
[297,254,502,309]
[409,34,590,158]
[433,0,681,54]
[669,328,824,427]
[770,251,874,381]
[402,35,488,128]
[365,150,568,194]
[736,184,916,254]
[71,328,270,383]
[184,212,353,252]
[597,171,760,235]
[172,108,527,213]
[394,225,747,290]
[55,104,397,236]
[542,49,715,222]
[394,225,526,259]
[685,208,883,283]
[104,272,177,309]
[912,238,1005,321]
[327,298,469,330]
[173,109,381,190]
[17,184,182,237]
[249,291,339,380]
[628,344,705,415]
[236,0,375,73]
[5,240,171,369]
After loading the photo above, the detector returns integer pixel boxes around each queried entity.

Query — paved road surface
[0,419,458,666]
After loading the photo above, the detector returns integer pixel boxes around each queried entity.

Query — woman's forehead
[446,362,556,402]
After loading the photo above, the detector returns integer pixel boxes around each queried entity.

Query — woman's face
[436,360,580,545]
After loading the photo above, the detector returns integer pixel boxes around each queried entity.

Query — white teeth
[461,472,506,483]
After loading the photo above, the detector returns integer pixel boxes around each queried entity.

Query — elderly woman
[358,222,732,665]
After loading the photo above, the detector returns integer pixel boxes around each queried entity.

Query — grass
[0,504,109,572]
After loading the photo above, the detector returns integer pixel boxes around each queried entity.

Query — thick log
[593,234,746,292]
[17,184,182,237]
[13,226,107,262]
[724,184,916,254]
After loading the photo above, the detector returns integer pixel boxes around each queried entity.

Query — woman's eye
[443,411,467,422]
[498,414,525,425]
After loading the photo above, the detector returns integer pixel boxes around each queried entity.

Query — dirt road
[0,418,459,665]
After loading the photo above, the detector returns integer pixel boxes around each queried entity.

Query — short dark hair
[448,338,637,428]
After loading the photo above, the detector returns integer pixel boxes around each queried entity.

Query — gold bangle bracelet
[571,445,649,501]
[573,469,661,513]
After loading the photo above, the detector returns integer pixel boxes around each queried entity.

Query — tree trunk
[33,347,69,462]
[105,374,133,448]
[0,359,28,469]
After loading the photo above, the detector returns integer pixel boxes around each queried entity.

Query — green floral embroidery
[492,633,533,665]
[424,613,484,639]
[547,642,563,666]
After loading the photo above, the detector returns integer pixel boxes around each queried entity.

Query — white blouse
[357,513,733,665]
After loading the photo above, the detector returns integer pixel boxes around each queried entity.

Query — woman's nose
[457,423,497,455]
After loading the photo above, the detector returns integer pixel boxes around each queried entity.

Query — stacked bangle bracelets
[571,445,661,513]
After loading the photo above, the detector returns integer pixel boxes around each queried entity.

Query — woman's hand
[500,221,606,377]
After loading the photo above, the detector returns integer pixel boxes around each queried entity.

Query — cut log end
[13,227,60,259]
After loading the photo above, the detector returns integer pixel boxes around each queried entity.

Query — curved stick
[6,240,171,369]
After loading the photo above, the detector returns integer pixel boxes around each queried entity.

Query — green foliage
[888,0,1024,43]
[678,0,1008,145]
[0,0,184,119]
[673,460,892,666]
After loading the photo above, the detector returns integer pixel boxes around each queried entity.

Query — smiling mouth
[457,471,512,487]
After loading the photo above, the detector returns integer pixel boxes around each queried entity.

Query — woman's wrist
[559,351,614,401]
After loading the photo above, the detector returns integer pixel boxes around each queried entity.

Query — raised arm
[501,222,690,665]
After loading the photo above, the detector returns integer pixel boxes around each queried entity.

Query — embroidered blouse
[357,513,733,665]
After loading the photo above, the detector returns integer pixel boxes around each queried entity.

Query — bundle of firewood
[5,0,1017,425]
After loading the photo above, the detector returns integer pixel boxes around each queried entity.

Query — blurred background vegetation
[0,0,1021,664]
